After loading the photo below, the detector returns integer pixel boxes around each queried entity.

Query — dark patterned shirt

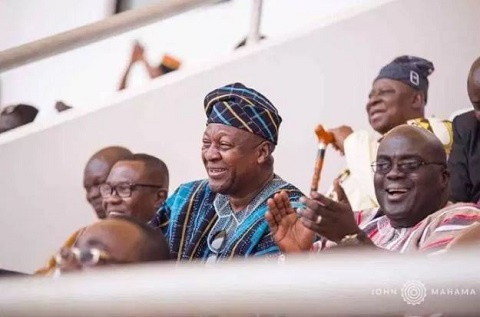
[151,175,303,261]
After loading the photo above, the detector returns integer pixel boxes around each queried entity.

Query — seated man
[118,41,181,90]
[101,153,169,223]
[448,56,480,203]
[0,103,38,134]
[266,125,480,254]
[37,152,165,275]
[327,56,452,212]
[151,83,303,262]
[83,146,132,219]
[53,215,170,276]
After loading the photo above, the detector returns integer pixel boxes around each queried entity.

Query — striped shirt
[360,202,480,254]
[151,175,303,261]
[311,203,480,254]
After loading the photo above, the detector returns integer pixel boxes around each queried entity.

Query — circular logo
[401,280,427,306]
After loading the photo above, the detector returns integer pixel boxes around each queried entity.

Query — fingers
[267,198,281,225]
[333,179,345,201]
[267,191,294,223]
[297,201,320,223]
[265,210,278,234]
[296,191,358,242]
[296,193,337,235]
[334,179,351,207]
[278,190,294,215]
[310,191,342,211]
[299,195,331,218]
[297,205,332,238]
[300,216,321,233]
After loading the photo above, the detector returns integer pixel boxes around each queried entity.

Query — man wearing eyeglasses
[54,216,170,276]
[266,125,480,254]
[101,153,169,223]
[151,83,303,262]
[448,56,480,204]
[325,56,452,214]
[37,153,168,276]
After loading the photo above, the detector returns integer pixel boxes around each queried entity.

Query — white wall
[1,0,480,273]
[0,0,387,119]
[0,0,114,50]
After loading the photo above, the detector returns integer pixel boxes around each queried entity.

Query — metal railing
[247,0,264,45]
[0,0,265,72]
[0,0,213,72]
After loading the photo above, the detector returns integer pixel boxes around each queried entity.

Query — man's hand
[328,126,354,155]
[297,191,360,243]
[266,191,315,253]
[333,178,351,209]
[131,41,145,62]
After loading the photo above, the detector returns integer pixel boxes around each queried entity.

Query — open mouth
[385,187,410,201]
[369,109,386,121]
[208,168,228,179]
[107,210,128,217]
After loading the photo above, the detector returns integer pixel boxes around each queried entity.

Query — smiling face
[102,161,166,223]
[83,147,132,219]
[84,158,111,219]
[374,126,449,228]
[366,79,424,134]
[201,123,268,197]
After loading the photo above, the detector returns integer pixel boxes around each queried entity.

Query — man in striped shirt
[266,125,480,254]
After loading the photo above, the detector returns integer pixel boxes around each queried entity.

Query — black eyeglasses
[99,182,165,198]
[206,230,226,264]
[371,159,446,174]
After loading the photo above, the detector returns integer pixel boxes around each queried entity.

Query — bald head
[83,146,132,219]
[375,125,449,228]
[468,57,480,120]
[57,216,170,274]
[75,216,170,263]
[86,146,133,168]
[382,125,447,164]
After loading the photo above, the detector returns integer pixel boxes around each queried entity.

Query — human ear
[257,142,272,164]
[411,92,424,110]
[155,190,167,208]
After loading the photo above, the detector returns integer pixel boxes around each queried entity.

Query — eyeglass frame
[371,157,446,174]
[99,182,166,198]
[54,247,113,267]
